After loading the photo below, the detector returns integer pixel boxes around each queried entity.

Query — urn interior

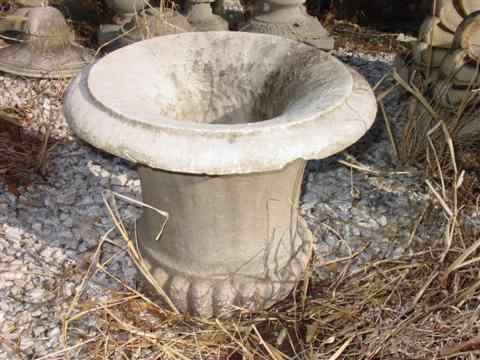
[87,32,351,126]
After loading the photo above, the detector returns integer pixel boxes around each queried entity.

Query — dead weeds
[56,215,480,359]
[320,16,411,54]
[0,4,477,359]
[32,43,480,358]
[0,107,55,194]
[57,83,480,359]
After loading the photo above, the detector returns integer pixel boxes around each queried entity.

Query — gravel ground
[0,48,437,359]
[304,50,440,279]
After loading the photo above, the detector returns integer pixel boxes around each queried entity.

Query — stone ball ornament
[63,32,377,317]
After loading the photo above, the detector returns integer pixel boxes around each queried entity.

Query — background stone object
[397,0,480,110]
[0,6,93,78]
[242,0,334,50]
[184,0,229,30]
[99,0,194,49]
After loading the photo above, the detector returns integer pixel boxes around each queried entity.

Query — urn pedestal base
[0,6,93,78]
[244,3,334,50]
[135,160,313,317]
[186,1,229,31]
[98,8,192,50]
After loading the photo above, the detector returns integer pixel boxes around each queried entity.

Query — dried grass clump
[0,107,52,192]
[57,154,480,360]
[57,229,480,359]
[392,64,480,216]
[46,33,480,359]
[396,68,480,160]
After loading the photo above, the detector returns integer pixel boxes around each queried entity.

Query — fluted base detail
[135,160,313,317]
[138,216,313,317]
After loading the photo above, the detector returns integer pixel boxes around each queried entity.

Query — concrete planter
[64,32,376,316]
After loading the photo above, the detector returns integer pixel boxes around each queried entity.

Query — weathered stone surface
[453,10,480,61]
[185,0,229,30]
[136,160,313,316]
[104,0,147,15]
[441,49,480,85]
[418,16,455,48]
[64,32,377,316]
[436,0,464,32]
[459,0,480,15]
[413,41,450,68]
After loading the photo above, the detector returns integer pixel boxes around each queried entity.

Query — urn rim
[64,31,377,175]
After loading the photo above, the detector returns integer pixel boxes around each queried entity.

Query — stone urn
[64,32,376,317]
[243,0,334,50]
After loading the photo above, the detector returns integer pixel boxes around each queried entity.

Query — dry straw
[0,107,54,190]
[54,72,480,358]
[0,1,476,357]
